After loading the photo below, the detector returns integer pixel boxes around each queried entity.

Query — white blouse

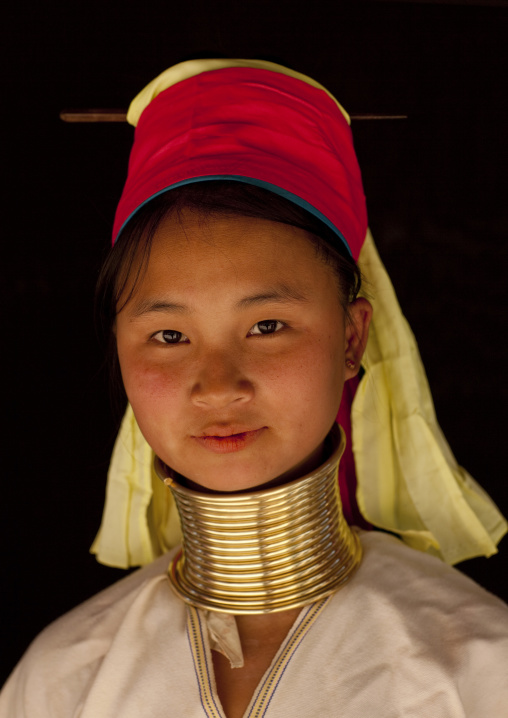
[2,531,508,717]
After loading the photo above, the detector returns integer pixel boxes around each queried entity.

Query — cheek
[116,326,344,431]
[303,342,343,412]
[118,351,187,420]
[259,336,343,417]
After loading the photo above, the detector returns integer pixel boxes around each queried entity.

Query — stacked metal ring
[155,424,362,614]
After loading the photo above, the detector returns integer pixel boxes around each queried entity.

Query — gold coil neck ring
[155,424,362,614]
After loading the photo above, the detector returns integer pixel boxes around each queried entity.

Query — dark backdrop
[2,0,507,685]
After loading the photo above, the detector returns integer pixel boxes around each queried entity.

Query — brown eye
[162,330,183,343]
[249,320,284,335]
[152,330,188,344]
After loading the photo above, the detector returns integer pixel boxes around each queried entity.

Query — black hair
[95,180,362,412]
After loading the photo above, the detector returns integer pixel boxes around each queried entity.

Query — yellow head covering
[91,60,506,568]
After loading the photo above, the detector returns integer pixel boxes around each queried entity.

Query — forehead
[140,209,336,289]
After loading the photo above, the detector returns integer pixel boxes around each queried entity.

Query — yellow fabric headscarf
[91,229,506,568]
[92,58,506,567]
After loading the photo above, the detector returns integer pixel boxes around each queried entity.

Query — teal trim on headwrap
[114,175,352,257]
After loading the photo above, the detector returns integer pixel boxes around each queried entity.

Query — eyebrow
[130,299,188,317]
[130,284,309,318]
[235,284,309,309]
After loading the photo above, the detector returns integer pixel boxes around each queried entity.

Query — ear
[344,297,372,379]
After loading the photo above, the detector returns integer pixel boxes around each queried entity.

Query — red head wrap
[112,65,367,260]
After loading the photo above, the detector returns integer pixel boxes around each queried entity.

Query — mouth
[193,428,265,454]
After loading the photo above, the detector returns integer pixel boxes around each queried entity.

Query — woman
[1,58,507,717]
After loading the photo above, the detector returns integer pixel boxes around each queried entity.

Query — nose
[190,350,254,409]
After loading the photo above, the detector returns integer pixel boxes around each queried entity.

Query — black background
[2,0,508,685]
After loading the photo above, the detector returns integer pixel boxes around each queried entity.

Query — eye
[248,320,285,336]
[152,330,189,344]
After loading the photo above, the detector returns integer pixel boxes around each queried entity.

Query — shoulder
[353,530,508,639]
[336,531,508,712]
[0,550,181,717]
[357,529,508,616]
[28,550,176,653]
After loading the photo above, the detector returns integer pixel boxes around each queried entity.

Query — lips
[199,425,258,438]
[193,427,265,454]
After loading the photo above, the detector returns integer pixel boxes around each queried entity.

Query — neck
[155,424,362,614]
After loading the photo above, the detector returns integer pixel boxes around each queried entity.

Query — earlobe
[344,297,372,378]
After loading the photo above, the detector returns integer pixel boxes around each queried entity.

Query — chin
[172,455,283,493]
[187,469,274,493]
[187,453,320,493]
[158,436,325,493]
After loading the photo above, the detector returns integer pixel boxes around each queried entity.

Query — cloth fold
[353,230,507,564]
[201,610,244,669]
[91,405,181,568]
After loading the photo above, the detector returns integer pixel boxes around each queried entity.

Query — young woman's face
[116,209,370,492]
